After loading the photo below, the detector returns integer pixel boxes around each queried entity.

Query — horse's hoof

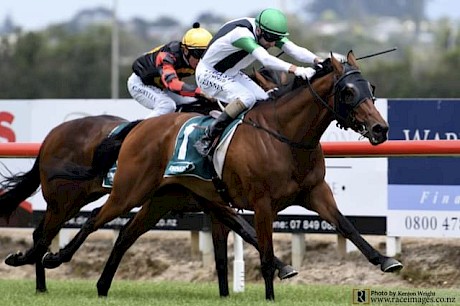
[278,265,299,280]
[97,283,109,297]
[42,252,62,269]
[381,258,403,272]
[4,251,23,266]
[36,288,48,294]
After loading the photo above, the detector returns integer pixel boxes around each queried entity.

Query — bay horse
[40,51,402,300]
[0,77,295,296]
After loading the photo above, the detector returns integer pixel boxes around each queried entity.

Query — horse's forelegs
[334,211,403,272]
[253,200,276,301]
[97,200,167,297]
[308,181,403,273]
[210,219,230,297]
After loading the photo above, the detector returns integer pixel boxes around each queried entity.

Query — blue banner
[388,99,460,185]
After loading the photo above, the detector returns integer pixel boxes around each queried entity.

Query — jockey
[194,8,322,156]
[128,23,213,118]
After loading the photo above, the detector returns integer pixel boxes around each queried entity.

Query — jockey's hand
[197,91,217,103]
[314,57,325,70]
[294,67,316,80]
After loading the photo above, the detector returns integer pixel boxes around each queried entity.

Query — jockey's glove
[294,67,316,80]
[195,89,217,103]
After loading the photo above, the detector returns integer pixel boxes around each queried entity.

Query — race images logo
[352,289,370,304]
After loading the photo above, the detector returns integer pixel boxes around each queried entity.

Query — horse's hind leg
[33,220,47,293]
[7,218,49,293]
[5,206,77,293]
[5,208,68,267]
[307,181,403,272]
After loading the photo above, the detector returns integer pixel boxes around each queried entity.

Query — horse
[0,73,295,296]
[39,51,403,301]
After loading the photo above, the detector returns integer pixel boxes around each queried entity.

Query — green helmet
[255,8,289,36]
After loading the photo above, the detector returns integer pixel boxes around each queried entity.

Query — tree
[305,0,427,21]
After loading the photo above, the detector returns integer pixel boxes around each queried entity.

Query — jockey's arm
[156,52,200,97]
[233,37,292,73]
[276,38,321,65]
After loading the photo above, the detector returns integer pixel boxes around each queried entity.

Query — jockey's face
[188,55,200,69]
[184,48,204,69]
[256,28,277,49]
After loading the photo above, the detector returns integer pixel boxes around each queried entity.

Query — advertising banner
[387,99,460,237]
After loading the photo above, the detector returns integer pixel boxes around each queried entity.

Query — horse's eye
[342,83,359,104]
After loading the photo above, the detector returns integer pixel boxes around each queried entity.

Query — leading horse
[0,94,295,296]
[41,51,403,301]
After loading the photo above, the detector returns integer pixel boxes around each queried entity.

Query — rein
[243,118,317,150]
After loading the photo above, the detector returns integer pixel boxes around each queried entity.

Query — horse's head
[328,51,388,145]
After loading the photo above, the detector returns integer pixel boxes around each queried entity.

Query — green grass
[1,280,459,306]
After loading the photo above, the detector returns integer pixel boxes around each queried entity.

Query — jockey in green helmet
[194,8,323,156]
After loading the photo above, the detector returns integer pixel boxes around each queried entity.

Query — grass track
[1,279,459,306]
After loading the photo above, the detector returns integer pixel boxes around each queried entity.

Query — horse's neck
[273,77,334,146]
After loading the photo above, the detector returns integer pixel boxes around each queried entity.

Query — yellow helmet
[182,22,213,49]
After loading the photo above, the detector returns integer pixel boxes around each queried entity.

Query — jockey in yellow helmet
[128,23,213,118]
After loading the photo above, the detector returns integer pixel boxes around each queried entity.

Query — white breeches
[127,73,197,118]
[195,61,268,109]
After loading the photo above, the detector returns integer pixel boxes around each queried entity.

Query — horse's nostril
[372,124,388,135]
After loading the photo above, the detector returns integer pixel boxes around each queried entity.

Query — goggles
[261,30,282,42]
[188,48,206,59]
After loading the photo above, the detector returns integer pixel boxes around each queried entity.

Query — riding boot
[194,111,233,156]
[195,99,247,157]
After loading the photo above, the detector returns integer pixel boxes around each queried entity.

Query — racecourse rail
[1,140,460,157]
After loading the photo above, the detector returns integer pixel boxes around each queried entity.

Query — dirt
[1,229,459,289]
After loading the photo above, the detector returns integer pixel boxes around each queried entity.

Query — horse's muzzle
[369,123,389,145]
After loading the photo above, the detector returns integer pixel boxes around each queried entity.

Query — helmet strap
[255,27,263,42]
[182,46,191,65]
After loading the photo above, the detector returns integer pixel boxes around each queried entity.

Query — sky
[1,0,287,31]
[1,0,459,31]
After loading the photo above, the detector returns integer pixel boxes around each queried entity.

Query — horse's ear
[253,67,266,84]
[330,51,343,74]
[347,50,358,67]
[280,71,288,85]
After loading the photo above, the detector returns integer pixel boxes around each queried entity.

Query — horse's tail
[49,120,143,181]
[0,157,40,219]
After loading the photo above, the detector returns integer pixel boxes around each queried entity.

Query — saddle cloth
[164,115,242,180]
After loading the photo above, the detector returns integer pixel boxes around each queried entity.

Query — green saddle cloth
[164,115,241,180]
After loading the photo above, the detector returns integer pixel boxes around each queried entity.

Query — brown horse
[40,51,402,300]
[0,78,295,296]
